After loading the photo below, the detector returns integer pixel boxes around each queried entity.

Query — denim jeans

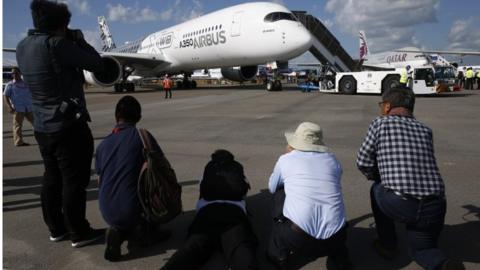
[35,122,94,238]
[371,183,447,270]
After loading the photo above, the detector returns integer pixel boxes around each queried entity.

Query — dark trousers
[165,88,172,98]
[34,122,94,238]
[371,183,447,270]
[465,78,473,90]
[267,190,349,263]
[162,203,258,270]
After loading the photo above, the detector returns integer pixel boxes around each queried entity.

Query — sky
[2,0,480,66]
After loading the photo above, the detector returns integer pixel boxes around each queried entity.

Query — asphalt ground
[3,85,480,270]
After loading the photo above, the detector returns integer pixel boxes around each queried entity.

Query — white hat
[285,122,329,152]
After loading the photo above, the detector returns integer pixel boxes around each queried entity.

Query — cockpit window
[264,12,297,22]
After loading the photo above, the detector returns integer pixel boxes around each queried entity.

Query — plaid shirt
[357,115,444,196]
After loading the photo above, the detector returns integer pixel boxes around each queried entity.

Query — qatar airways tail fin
[359,30,369,60]
[98,16,116,52]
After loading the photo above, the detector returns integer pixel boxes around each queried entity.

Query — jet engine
[220,66,258,82]
[83,56,122,87]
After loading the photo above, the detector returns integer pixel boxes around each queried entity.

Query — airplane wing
[3,48,16,52]
[101,52,171,74]
[395,49,480,56]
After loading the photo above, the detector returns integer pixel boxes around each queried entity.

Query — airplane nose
[297,26,313,50]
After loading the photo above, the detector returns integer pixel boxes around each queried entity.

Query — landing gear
[266,80,282,91]
[266,69,282,91]
[175,73,197,89]
[113,65,135,93]
[114,82,135,92]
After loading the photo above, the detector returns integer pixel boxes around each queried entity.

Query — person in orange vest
[163,74,173,99]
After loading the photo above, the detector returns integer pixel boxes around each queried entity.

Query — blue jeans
[371,183,447,270]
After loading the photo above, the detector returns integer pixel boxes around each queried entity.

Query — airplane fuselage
[363,47,429,69]
[114,2,312,75]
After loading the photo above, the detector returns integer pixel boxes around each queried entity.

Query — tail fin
[98,16,116,52]
[359,31,369,60]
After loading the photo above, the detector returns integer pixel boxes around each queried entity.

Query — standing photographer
[16,0,104,247]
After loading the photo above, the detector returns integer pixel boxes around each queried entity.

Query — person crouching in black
[161,150,258,270]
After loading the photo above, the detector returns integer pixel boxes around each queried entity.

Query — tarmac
[3,85,480,270]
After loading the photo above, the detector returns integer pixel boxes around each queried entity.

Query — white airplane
[359,31,480,71]
[87,2,312,91]
[358,31,429,70]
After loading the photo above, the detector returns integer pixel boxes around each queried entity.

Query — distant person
[163,74,173,99]
[16,0,104,247]
[465,67,474,90]
[267,122,351,270]
[3,67,34,146]
[96,96,171,261]
[162,150,258,270]
[357,88,465,270]
[456,69,464,89]
[476,70,480,90]
[399,65,412,88]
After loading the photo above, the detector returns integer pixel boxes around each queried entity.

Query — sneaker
[441,259,466,270]
[372,239,395,260]
[71,228,105,248]
[50,232,68,242]
[104,228,124,262]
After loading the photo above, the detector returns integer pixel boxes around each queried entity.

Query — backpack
[137,128,182,224]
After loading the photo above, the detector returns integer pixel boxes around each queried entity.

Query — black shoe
[50,232,68,242]
[71,228,105,248]
[104,228,124,261]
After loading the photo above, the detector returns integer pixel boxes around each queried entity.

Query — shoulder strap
[137,128,153,151]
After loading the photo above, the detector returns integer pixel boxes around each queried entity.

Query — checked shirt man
[357,88,464,270]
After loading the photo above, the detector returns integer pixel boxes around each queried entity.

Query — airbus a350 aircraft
[87,2,312,91]
[359,31,480,70]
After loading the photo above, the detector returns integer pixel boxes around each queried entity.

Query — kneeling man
[267,122,351,270]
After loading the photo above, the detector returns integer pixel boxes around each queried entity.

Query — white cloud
[320,19,334,28]
[325,0,439,52]
[62,0,90,14]
[178,0,204,22]
[448,17,480,51]
[106,3,173,23]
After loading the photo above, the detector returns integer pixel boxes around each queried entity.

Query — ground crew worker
[399,65,412,88]
[476,70,480,90]
[163,74,173,99]
[465,67,474,90]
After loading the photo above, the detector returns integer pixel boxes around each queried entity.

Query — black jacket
[16,30,103,133]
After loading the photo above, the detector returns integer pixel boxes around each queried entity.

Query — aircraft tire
[191,80,197,89]
[114,83,123,93]
[274,80,282,91]
[266,81,274,91]
[339,76,357,95]
[126,83,135,92]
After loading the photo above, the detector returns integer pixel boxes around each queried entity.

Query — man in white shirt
[267,122,351,270]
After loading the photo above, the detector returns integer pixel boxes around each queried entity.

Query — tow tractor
[320,66,442,95]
